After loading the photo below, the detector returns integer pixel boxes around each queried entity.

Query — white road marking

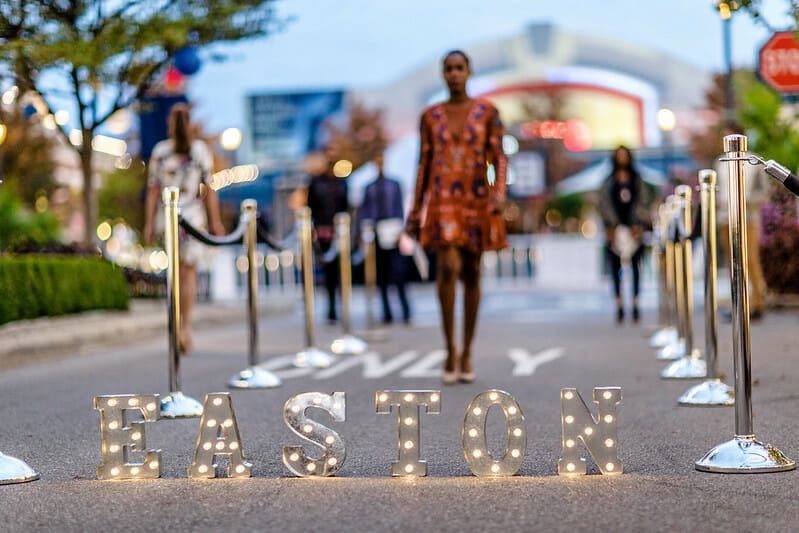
[259,355,316,379]
[508,347,565,376]
[398,350,446,378]
[314,351,419,379]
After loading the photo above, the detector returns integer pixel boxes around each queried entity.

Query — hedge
[0,256,129,325]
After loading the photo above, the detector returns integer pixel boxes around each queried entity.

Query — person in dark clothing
[359,153,411,324]
[598,145,651,323]
[306,145,349,323]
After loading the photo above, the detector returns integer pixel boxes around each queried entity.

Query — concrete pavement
[1,282,799,531]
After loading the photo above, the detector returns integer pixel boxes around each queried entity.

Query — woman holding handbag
[405,49,507,384]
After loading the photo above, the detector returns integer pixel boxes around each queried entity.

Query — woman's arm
[487,105,507,213]
[406,112,432,238]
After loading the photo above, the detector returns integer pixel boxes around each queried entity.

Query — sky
[186,0,796,133]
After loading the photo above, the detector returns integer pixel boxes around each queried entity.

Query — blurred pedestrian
[598,145,651,324]
[307,143,349,324]
[405,49,507,384]
[715,127,770,321]
[360,152,411,324]
[143,103,224,354]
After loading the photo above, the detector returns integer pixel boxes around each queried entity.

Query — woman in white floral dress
[144,104,224,354]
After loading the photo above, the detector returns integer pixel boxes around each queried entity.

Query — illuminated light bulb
[584,427,593,436]
[313,396,322,405]
[605,439,614,448]
[109,445,120,453]
[508,406,517,415]
[468,429,478,438]
[491,464,500,473]
[379,394,388,402]
[404,394,414,402]
[127,398,139,406]
[198,465,208,473]
[203,442,212,450]
[291,405,301,413]
[327,457,337,466]
[473,407,482,416]
[404,464,414,473]
[404,441,414,450]
[566,439,575,448]
[325,436,335,445]
[107,399,117,407]
[430,394,439,403]
[235,465,245,474]
[513,428,522,437]
[603,391,612,400]
[489,392,498,401]
[404,417,414,426]
[564,416,574,424]
[511,449,521,458]
[564,391,574,400]
[207,419,217,428]
[108,421,119,430]
[131,432,141,441]
[303,424,313,433]
[213,398,223,406]
[306,463,316,472]
[146,402,156,412]
[604,415,614,423]
[149,461,159,469]
[215,441,225,450]
[130,467,139,475]
[566,463,575,472]
[289,454,299,462]
[111,467,120,476]
[223,419,233,427]
[333,402,342,410]
[473,450,482,458]
[230,442,239,450]
[605,463,615,472]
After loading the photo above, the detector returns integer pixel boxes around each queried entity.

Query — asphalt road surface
[2,283,799,532]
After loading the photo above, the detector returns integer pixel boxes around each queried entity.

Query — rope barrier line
[178,214,247,246]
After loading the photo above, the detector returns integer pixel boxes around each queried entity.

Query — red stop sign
[759,31,799,93]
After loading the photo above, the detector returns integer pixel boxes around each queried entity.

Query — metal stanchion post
[229,200,282,389]
[361,221,387,342]
[160,187,203,418]
[657,196,686,360]
[696,134,794,472]
[331,212,368,355]
[679,170,733,405]
[662,185,706,378]
[651,203,679,348]
[293,207,333,368]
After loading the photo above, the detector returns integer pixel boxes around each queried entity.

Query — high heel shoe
[458,372,475,383]
[616,306,624,324]
[442,370,459,385]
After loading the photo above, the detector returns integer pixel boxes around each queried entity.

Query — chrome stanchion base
[650,326,678,348]
[0,452,39,485]
[660,351,706,379]
[228,366,282,389]
[656,339,685,360]
[678,379,734,406]
[330,334,368,356]
[294,347,334,368]
[160,391,204,419]
[696,436,796,473]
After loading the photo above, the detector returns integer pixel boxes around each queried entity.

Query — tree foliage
[0,0,287,245]
[327,102,388,171]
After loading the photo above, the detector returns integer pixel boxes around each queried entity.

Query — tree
[0,1,287,245]
[327,102,388,171]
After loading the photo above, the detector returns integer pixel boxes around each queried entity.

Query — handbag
[375,218,404,249]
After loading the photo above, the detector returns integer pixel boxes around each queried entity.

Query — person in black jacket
[307,144,349,323]
[598,146,651,323]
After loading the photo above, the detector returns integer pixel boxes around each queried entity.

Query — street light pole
[717,1,739,127]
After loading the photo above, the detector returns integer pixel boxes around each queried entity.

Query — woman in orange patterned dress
[405,50,507,384]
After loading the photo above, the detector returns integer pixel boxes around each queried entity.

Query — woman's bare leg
[179,262,197,353]
[460,249,482,374]
[436,247,461,372]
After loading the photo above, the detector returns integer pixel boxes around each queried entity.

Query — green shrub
[0,256,129,325]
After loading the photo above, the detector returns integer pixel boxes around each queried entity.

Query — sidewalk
[0,292,296,369]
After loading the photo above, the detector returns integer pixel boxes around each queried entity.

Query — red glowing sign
[519,119,592,151]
